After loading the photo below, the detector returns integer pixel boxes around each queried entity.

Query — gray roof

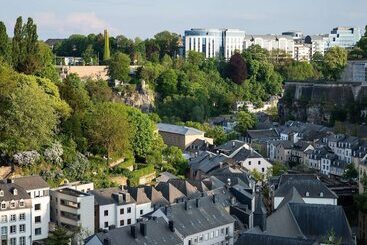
[157,123,204,136]
[236,233,317,245]
[13,176,49,190]
[232,148,265,162]
[277,187,305,209]
[270,140,294,149]
[155,182,186,204]
[125,187,151,205]
[143,186,169,207]
[91,217,183,245]
[163,196,235,237]
[155,172,178,183]
[189,152,229,174]
[215,140,247,156]
[166,179,200,198]
[187,180,210,192]
[90,188,136,206]
[246,129,279,140]
[275,176,337,199]
[0,182,31,203]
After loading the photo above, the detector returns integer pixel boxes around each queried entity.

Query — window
[10,238,16,245]
[19,200,24,207]
[0,190,3,197]
[19,213,25,221]
[104,222,109,228]
[1,215,7,223]
[104,210,108,216]
[35,228,41,235]
[120,220,124,226]
[10,214,16,222]
[204,233,208,240]
[306,192,310,197]
[10,225,16,234]
[215,230,219,237]
[35,204,41,210]
[35,216,41,223]
[120,208,124,215]
[13,189,17,196]
[210,231,214,239]
[19,224,25,233]
[1,202,6,210]
[262,168,265,173]
[140,210,143,215]
[226,227,229,235]
[1,226,7,235]
[10,201,16,209]
[19,237,26,245]
[127,207,131,213]
[248,161,251,165]
[258,161,261,165]
[127,219,131,225]
[199,235,203,241]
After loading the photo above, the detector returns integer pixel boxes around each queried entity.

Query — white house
[13,176,50,241]
[232,147,272,176]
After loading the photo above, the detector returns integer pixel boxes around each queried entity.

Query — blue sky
[1,0,366,40]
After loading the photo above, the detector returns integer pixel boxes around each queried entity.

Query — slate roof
[271,140,294,149]
[189,152,229,174]
[155,182,186,204]
[235,233,317,245]
[90,217,183,245]
[143,186,169,207]
[125,187,151,204]
[275,176,337,199]
[155,172,178,183]
[90,188,136,206]
[157,123,204,136]
[13,176,49,190]
[215,140,247,156]
[163,196,235,237]
[246,129,279,140]
[166,179,200,198]
[278,174,317,186]
[0,182,31,202]
[187,179,210,192]
[232,148,265,162]
[277,187,305,209]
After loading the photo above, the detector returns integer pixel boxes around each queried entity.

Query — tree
[153,31,179,58]
[85,79,113,102]
[156,69,178,98]
[284,61,317,81]
[0,22,10,63]
[227,53,247,84]
[103,29,111,62]
[163,146,188,176]
[36,42,59,82]
[235,110,257,134]
[47,227,72,245]
[85,102,131,164]
[343,164,358,180]
[107,52,131,82]
[82,44,97,65]
[187,51,204,67]
[271,162,288,176]
[12,17,24,71]
[323,46,347,80]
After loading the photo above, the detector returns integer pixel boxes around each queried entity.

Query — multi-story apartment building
[244,35,295,58]
[90,187,137,231]
[328,26,361,49]
[0,180,32,245]
[304,35,330,55]
[13,176,50,242]
[50,187,95,235]
[184,28,245,59]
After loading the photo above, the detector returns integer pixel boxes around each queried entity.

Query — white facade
[135,202,152,219]
[184,224,234,245]
[244,35,295,59]
[97,201,136,230]
[294,44,312,62]
[184,28,245,59]
[0,208,32,245]
[328,27,361,49]
[239,157,272,175]
[274,196,337,209]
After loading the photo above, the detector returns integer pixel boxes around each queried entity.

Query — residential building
[0,180,32,245]
[328,26,361,49]
[157,123,213,150]
[184,28,246,59]
[274,174,337,209]
[244,35,295,58]
[124,187,153,219]
[85,217,183,245]
[50,187,95,235]
[90,187,136,231]
[214,140,248,158]
[268,140,293,162]
[13,176,50,241]
[189,151,229,180]
[294,43,312,61]
[152,196,236,245]
[304,34,330,55]
[232,147,272,175]
[154,182,186,204]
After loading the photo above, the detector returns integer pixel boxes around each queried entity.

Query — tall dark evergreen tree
[103,29,110,62]
[0,22,10,63]
[12,16,23,70]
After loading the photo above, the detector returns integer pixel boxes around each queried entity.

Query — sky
[0,0,366,40]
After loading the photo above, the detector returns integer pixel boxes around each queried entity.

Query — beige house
[157,123,213,150]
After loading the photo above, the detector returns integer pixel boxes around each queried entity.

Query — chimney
[103,238,111,245]
[227,178,231,186]
[212,194,216,204]
[232,141,236,147]
[169,220,175,232]
[195,198,200,208]
[7,179,14,184]
[124,193,131,202]
[131,225,137,239]
[140,223,147,237]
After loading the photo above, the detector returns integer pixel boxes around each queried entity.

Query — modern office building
[328,27,361,49]
[184,28,245,59]
[341,60,367,83]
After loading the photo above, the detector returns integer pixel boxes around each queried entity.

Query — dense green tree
[85,79,113,102]
[271,162,288,176]
[12,17,24,71]
[187,51,205,67]
[235,110,257,134]
[82,44,98,65]
[163,146,188,176]
[85,102,131,164]
[283,61,317,81]
[154,31,179,58]
[46,227,72,245]
[227,53,247,84]
[107,52,131,82]
[323,46,347,80]
[156,69,178,98]
[36,42,59,81]
[343,164,358,180]
[0,22,10,63]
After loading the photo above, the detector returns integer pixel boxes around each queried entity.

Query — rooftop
[13,175,49,190]
[157,123,204,136]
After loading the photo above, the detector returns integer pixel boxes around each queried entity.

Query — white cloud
[35,12,117,36]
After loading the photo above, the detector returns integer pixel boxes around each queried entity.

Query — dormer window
[320,192,324,197]
[1,202,6,210]
[0,190,3,197]
[305,192,310,197]
[10,201,16,209]
[13,189,17,196]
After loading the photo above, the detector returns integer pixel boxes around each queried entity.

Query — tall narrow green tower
[103,29,110,62]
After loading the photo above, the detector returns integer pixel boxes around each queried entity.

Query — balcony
[60,199,80,209]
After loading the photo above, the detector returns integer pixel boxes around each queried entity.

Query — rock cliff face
[278,82,367,125]
[121,81,155,112]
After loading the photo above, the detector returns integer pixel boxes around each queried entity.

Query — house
[189,151,229,180]
[124,187,153,219]
[0,180,32,245]
[231,148,272,175]
[289,141,314,165]
[274,174,337,209]
[185,138,213,158]
[155,182,186,204]
[268,140,293,162]
[243,191,354,245]
[157,123,213,150]
[243,128,279,155]
[50,187,95,237]
[214,140,248,158]
[90,187,136,231]
[324,134,359,164]
[151,196,236,245]
[85,217,183,245]
[13,176,50,241]
[306,146,331,170]
[155,172,178,183]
